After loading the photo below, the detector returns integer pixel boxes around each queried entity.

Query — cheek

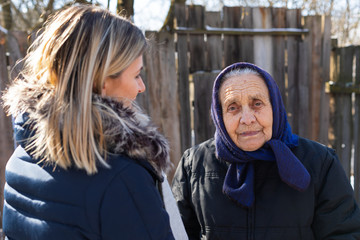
[258,109,273,139]
[223,114,239,135]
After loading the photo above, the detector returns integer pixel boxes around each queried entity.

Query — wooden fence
[330,45,360,201]
[0,4,359,220]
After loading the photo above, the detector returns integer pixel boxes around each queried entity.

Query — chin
[237,141,264,152]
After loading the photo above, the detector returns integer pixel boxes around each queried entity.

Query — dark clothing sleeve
[312,149,360,239]
[172,150,201,240]
[100,163,175,240]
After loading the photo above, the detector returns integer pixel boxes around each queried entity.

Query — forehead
[219,73,269,99]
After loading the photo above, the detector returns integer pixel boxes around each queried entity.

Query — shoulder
[183,138,215,164]
[294,137,336,161]
[96,153,160,190]
[180,138,224,175]
[292,137,340,183]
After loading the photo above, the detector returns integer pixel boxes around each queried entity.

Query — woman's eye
[253,100,263,107]
[227,104,238,112]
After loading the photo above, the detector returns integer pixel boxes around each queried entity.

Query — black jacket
[172,138,360,240]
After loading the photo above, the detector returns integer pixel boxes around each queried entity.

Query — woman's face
[102,56,145,107]
[220,73,273,151]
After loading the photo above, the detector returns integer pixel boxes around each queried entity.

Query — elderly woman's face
[220,74,273,151]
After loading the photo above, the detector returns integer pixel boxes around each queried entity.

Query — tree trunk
[1,0,13,30]
[117,0,134,20]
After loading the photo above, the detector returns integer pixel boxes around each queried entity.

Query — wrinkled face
[220,74,273,151]
[102,56,145,107]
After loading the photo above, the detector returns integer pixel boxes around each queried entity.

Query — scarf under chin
[211,62,311,208]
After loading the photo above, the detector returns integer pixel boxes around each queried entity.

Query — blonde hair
[3,5,147,174]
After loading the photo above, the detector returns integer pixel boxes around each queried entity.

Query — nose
[138,77,146,93]
[240,108,256,125]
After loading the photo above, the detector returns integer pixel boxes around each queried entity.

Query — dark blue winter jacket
[3,110,175,240]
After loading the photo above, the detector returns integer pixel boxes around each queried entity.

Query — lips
[239,131,260,137]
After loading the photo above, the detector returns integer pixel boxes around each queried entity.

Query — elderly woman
[172,62,360,239]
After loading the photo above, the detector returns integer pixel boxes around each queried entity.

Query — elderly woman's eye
[227,104,238,112]
[253,100,263,107]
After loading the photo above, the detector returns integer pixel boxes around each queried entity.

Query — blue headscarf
[211,62,311,208]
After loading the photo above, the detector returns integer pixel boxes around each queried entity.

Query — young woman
[2,5,175,239]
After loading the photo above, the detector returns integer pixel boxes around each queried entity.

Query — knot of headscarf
[211,62,311,208]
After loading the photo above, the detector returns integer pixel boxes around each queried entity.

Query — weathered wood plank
[223,6,242,66]
[333,46,354,178]
[142,31,181,181]
[253,7,274,76]
[239,7,254,63]
[157,31,181,181]
[141,31,161,117]
[271,7,286,105]
[188,5,205,73]
[318,16,331,145]
[6,31,24,80]
[297,41,310,139]
[286,9,301,134]
[175,3,192,154]
[304,16,323,141]
[193,72,218,144]
[205,11,222,71]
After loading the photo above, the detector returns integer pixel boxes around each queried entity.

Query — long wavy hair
[2,5,147,174]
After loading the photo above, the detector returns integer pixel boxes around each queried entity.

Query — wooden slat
[223,6,242,66]
[286,9,301,134]
[297,41,310,138]
[205,11,222,71]
[253,7,274,76]
[271,7,286,105]
[156,32,182,182]
[318,16,331,145]
[6,32,24,80]
[188,5,205,73]
[329,39,339,148]
[175,3,192,154]
[353,46,360,202]
[239,7,254,63]
[304,16,323,141]
[193,72,218,144]
[157,31,181,181]
[142,31,181,181]
[333,46,354,178]
[141,31,161,118]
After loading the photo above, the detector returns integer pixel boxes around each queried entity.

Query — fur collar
[93,95,171,176]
